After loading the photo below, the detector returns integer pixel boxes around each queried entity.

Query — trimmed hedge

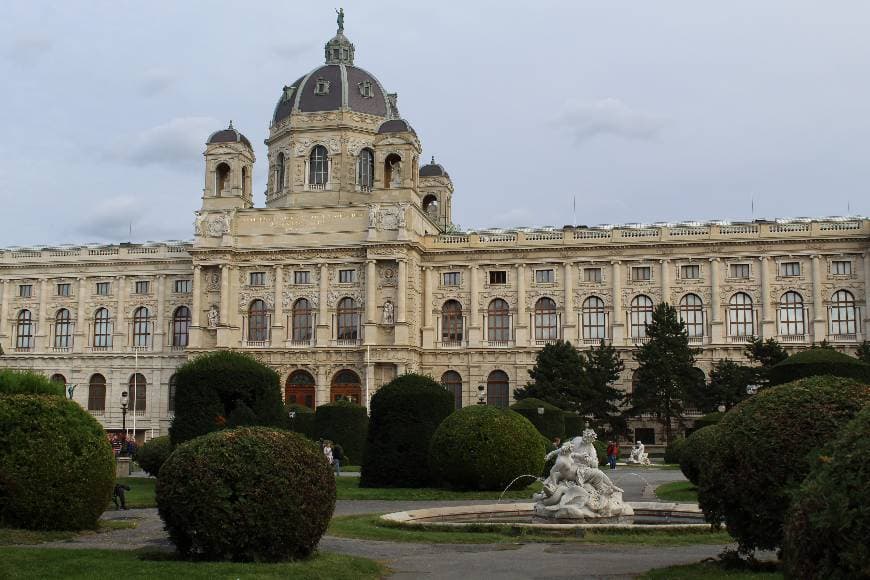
[510,398,565,440]
[169,351,286,445]
[679,426,719,485]
[0,394,114,530]
[783,405,870,579]
[429,405,546,491]
[663,436,687,465]
[692,412,724,430]
[0,370,64,397]
[286,403,316,439]
[768,348,870,385]
[360,374,454,488]
[697,376,870,553]
[315,401,368,464]
[156,427,335,562]
[133,436,173,477]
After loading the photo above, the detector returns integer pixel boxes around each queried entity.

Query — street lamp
[477,385,486,405]
[288,409,296,431]
[746,384,760,396]
[120,390,129,457]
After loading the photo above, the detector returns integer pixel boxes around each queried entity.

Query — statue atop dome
[336,8,345,33]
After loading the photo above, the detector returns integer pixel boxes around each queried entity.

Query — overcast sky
[2,1,869,246]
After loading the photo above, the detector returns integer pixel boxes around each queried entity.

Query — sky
[1,1,869,246]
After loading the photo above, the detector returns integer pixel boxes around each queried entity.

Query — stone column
[660,259,671,305]
[0,280,9,344]
[610,261,623,343]
[759,256,774,339]
[468,265,480,346]
[273,265,284,339]
[515,263,528,345]
[422,267,434,349]
[563,261,576,342]
[316,264,330,345]
[709,258,722,343]
[155,275,166,351]
[189,266,202,348]
[365,260,376,323]
[397,259,407,323]
[37,278,48,351]
[316,366,329,406]
[219,265,230,325]
[115,276,126,349]
[811,255,825,341]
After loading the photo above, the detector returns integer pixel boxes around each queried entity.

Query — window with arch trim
[487,370,510,408]
[54,308,73,349]
[337,297,360,341]
[50,373,66,386]
[778,291,805,336]
[728,292,755,337]
[88,373,106,414]
[248,299,269,342]
[132,306,151,348]
[487,298,510,343]
[629,295,654,338]
[292,298,313,342]
[309,145,328,186]
[215,162,230,195]
[441,300,463,344]
[171,306,191,347]
[276,152,286,192]
[93,308,112,348]
[358,148,374,191]
[286,370,316,409]
[829,290,857,335]
[441,371,463,409]
[129,373,147,413]
[678,294,704,337]
[582,296,607,340]
[15,309,33,350]
[534,297,559,341]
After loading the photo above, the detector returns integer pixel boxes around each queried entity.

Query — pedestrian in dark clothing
[113,483,131,510]
[333,443,344,476]
[607,441,619,470]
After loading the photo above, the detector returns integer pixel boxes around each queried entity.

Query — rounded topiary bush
[768,348,870,386]
[697,376,870,553]
[315,400,368,464]
[510,398,565,441]
[169,351,286,446]
[0,370,65,397]
[692,411,724,430]
[360,374,454,488]
[0,394,114,530]
[663,436,687,465]
[286,403,316,439]
[783,405,870,580]
[679,425,719,485]
[156,427,335,562]
[133,436,173,477]
[429,405,546,491]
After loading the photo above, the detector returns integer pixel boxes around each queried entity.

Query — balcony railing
[828,333,858,343]
[687,336,705,345]
[287,338,315,347]
[728,335,753,344]
[336,338,362,347]
[483,339,512,348]
[242,340,270,348]
[779,334,808,344]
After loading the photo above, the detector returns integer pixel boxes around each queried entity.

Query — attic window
[359,80,373,98]
[314,78,330,96]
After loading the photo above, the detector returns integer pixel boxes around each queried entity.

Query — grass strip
[335,477,542,500]
[0,519,137,546]
[641,560,782,579]
[654,481,699,503]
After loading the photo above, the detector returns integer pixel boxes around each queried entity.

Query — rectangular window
[781,262,800,277]
[631,266,651,281]
[730,264,750,279]
[134,281,150,294]
[535,269,554,283]
[18,284,32,298]
[174,279,191,293]
[339,269,356,284]
[583,268,602,283]
[96,282,110,296]
[832,260,852,276]
[442,272,461,286]
[489,270,507,285]
[250,272,266,286]
[294,271,311,285]
[681,265,700,279]
[56,283,71,297]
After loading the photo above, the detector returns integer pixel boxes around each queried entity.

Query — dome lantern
[324,8,355,65]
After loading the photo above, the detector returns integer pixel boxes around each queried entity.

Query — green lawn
[327,514,732,546]
[641,561,782,579]
[0,547,385,580]
[0,520,137,546]
[334,476,542,500]
[654,481,699,503]
[117,477,158,508]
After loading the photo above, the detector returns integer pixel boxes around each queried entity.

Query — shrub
[692,411,724,430]
[286,403,316,439]
[156,427,335,562]
[697,376,870,553]
[510,397,565,441]
[768,348,870,385]
[664,436,687,465]
[429,405,546,491]
[783,405,870,580]
[0,394,114,530]
[360,374,454,488]
[133,436,173,477]
[169,351,286,445]
[315,400,368,464]
[0,370,64,397]
[679,426,719,485]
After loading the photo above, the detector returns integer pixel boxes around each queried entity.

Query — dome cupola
[207,121,251,149]
[325,8,355,65]
[420,156,449,178]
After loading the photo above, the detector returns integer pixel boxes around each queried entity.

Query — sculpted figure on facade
[382,300,394,325]
[368,204,380,229]
[389,158,402,188]
[207,305,219,329]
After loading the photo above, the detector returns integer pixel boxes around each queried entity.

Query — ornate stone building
[1,21,868,442]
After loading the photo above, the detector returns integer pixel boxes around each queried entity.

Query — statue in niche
[382,301,394,325]
[389,159,402,188]
[207,305,219,329]
[368,204,380,229]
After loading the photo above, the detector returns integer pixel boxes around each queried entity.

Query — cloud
[110,116,220,169]
[555,98,663,144]
[75,195,147,241]
[3,35,52,65]
[138,67,177,96]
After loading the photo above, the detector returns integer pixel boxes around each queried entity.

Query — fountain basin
[381,502,708,531]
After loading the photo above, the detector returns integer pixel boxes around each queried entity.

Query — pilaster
[115,276,126,349]
[273,264,284,338]
[189,266,202,348]
[316,264,330,345]
[36,278,48,351]
[759,256,775,339]
[467,265,481,346]
[155,275,166,351]
[394,259,409,343]
[514,263,528,345]
[709,258,723,343]
[562,261,576,343]
[660,259,670,305]
[0,280,9,344]
[811,255,825,341]
[610,261,624,344]
[422,267,434,349]
[364,260,377,345]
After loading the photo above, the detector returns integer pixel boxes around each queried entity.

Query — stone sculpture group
[626,441,651,466]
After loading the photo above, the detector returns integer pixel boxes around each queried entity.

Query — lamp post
[120,390,129,457]
[746,384,760,396]
[477,385,486,405]
[288,409,296,431]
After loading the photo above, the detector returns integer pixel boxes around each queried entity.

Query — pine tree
[744,336,788,387]
[856,341,870,364]
[629,302,700,443]
[514,340,585,410]
[580,340,625,425]
[693,359,755,412]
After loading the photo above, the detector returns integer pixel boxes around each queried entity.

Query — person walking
[112,483,131,510]
[322,440,334,468]
[607,440,619,470]
[332,442,344,476]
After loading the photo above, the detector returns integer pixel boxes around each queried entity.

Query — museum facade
[1,23,868,442]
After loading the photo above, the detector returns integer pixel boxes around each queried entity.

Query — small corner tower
[201,121,256,211]
[418,156,454,229]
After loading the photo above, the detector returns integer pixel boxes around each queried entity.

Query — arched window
[132,306,151,348]
[830,290,857,335]
[337,297,360,341]
[487,299,511,343]
[487,370,510,408]
[778,291,805,336]
[629,295,654,338]
[50,373,66,385]
[534,297,559,341]
[54,308,73,349]
[168,374,177,414]
[331,369,361,404]
[88,373,106,414]
[441,371,463,409]
[422,194,439,219]
[247,299,269,342]
[292,298,313,343]
[93,308,112,348]
[678,294,704,338]
[286,370,316,409]
[129,373,147,413]
[276,152,286,192]
[309,145,328,186]
[171,306,191,347]
[441,300,463,345]
[15,309,33,350]
[728,292,754,337]
[215,162,230,195]
[358,148,374,191]
[581,296,607,340]
[384,153,401,188]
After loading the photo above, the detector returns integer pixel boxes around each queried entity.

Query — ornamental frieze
[574,289,613,305]
[237,291,274,312]
[281,291,318,309]
[327,289,363,307]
